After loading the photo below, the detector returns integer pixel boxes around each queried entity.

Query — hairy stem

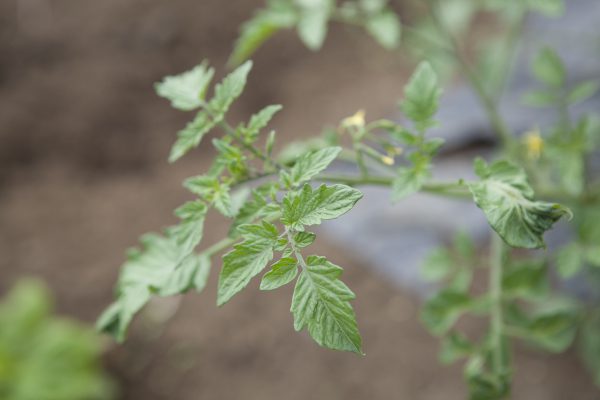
[316,174,471,198]
[490,233,507,385]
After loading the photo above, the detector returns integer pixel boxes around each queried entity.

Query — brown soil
[0,1,598,399]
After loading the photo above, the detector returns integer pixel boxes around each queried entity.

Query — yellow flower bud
[523,129,543,160]
[381,155,395,166]
[342,110,366,129]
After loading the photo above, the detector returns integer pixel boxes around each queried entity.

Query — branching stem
[426,0,515,153]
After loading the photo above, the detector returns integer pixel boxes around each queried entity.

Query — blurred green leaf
[532,47,565,88]
[401,61,442,132]
[567,80,600,105]
[502,259,547,299]
[422,248,453,282]
[421,290,473,335]
[296,0,333,50]
[365,10,401,50]
[391,162,430,202]
[1,280,115,400]
[556,242,583,278]
[440,332,473,364]
[229,1,297,66]
[155,62,214,111]
[468,158,571,249]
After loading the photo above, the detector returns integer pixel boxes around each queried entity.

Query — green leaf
[98,233,206,341]
[217,222,279,305]
[401,61,442,132]
[438,0,476,34]
[171,201,207,260]
[567,80,600,105]
[228,183,280,236]
[229,2,297,66]
[421,290,473,336]
[365,10,401,50]
[296,0,333,50]
[291,255,362,353]
[467,158,571,249]
[422,138,445,155]
[522,89,558,107]
[281,146,341,187]
[440,332,473,364]
[2,280,114,400]
[208,61,253,118]
[391,165,430,202]
[526,311,578,352]
[159,254,208,296]
[585,246,600,267]
[502,260,547,299]
[294,231,316,248]
[243,104,283,142]
[281,184,363,230]
[213,184,234,218]
[422,248,453,281]
[169,111,216,163]
[532,47,565,88]
[155,62,215,111]
[359,0,387,14]
[454,230,475,260]
[184,175,234,217]
[525,0,564,17]
[193,255,211,293]
[556,242,583,278]
[237,220,280,241]
[260,257,299,290]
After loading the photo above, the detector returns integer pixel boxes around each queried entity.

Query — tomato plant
[98,1,600,398]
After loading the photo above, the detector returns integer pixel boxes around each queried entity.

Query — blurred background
[1,0,599,399]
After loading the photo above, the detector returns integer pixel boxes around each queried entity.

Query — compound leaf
[291,255,362,353]
[98,233,207,341]
[468,158,571,249]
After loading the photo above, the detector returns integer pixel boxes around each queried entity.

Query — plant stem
[490,233,507,380]
[286,229,307,269]
[316,173,471,198]
[427,0,514,153]
[202,236,236,257]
